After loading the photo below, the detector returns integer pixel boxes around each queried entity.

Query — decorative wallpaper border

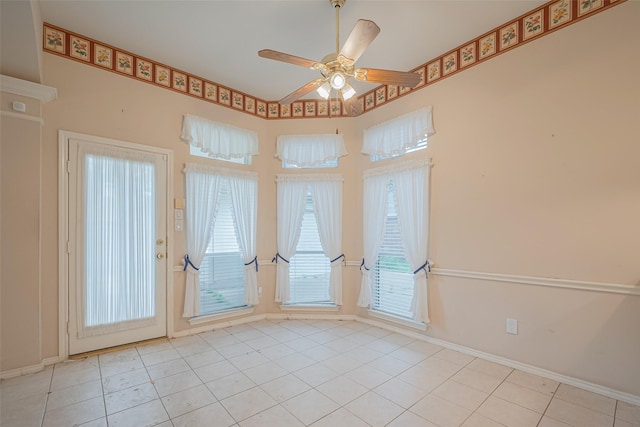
[43,0,625,119]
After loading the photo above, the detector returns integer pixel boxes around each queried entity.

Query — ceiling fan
[258,0,421,116]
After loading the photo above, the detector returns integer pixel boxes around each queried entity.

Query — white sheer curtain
[276,134,347,167]
[275,177,308,302]
[392,166,430,323]
[357,173,389,307]
[81,146,158,336]
[362,106,436,159]
[180,114,259,160]
[183,164,222,317]
[310,177,343,305]
[228,173,259,306]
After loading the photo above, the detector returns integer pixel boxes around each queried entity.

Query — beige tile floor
[1,319,639,427]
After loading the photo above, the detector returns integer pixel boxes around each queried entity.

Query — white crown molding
[431,268,640,296]
[0,75,57,103]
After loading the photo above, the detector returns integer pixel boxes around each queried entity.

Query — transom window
[189,144,252,165]
[282,158,338,169]
[370,138,427,162]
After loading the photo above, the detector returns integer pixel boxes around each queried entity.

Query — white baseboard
[355,316,640,407]
[0,356,63,380]
[172,314,267,338]
[4,314,638,407]
[266,313,356,321]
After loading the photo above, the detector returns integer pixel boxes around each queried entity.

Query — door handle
[156,253,165,260]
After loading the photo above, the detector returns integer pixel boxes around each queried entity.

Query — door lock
[156,252,165,260]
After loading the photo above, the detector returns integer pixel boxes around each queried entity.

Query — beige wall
[353,3,640,395]
[1,0,638,397]
[1,93,43,370]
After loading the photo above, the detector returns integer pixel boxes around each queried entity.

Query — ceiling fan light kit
[258,0,421,116]
[330,72,346,90]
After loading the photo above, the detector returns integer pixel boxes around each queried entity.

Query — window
[282,158,338,169]
[360,159,430,323]
[276,134,346,169]
[198,180,246,314]
[183,164,258,319]
[181,115,258,166]
[373,180,414,318]
[362,106,435,162]
[189,144,252,165]
[370,138,427,162]
[274,174,343,306]
[288,188,331,304]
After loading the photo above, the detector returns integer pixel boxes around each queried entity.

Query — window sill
[367,309,427,331]
[188,306,254,326]
[280,303,339,312]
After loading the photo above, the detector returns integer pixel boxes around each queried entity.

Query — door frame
[58,130,174,359]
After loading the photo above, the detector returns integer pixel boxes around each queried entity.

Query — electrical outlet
[506,318,518,335]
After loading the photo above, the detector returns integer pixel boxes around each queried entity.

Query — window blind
[199,180,246,314]
[288,189,331,304]
[373,180,414,318]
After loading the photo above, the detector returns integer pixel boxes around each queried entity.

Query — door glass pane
[84,153,156,329]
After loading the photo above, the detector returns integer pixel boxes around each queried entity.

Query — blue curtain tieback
[360,258,370,271]
[330,254,345,263]
[271,252,289,264]
[413,260,431,276]
[183,254,199,271]
[244,256,259,272]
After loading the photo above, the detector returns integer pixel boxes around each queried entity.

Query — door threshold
[69,336,169,360]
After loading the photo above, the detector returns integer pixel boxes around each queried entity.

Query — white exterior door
[66,134,168,355]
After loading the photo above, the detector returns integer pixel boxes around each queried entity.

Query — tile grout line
[97,354,108,426]
[24,320,636,427]
[536,381,561,427]
[457,365,513,427]
[40,365,55,427]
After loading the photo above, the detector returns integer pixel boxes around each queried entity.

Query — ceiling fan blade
[279,78,325,105]
[258,49,321,69]
[339,20,380,63]
[354,68,422,88]
[340,92,363,117]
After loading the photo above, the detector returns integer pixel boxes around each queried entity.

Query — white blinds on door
[80,146,158,337]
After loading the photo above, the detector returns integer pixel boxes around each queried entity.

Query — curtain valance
[180,114,259,159]
[361,106,435,157]
[276,134,347,167]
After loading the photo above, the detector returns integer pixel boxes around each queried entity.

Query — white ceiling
[4,1,546,101]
